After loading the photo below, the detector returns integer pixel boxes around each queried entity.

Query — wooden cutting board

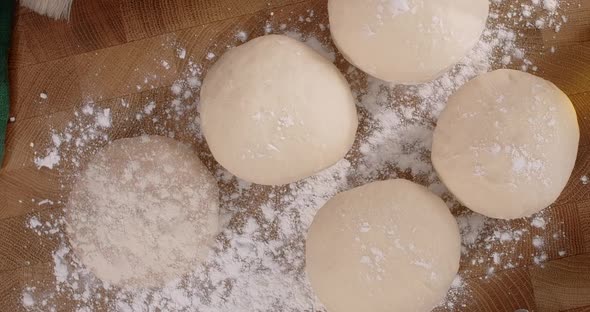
[1,0,590,311]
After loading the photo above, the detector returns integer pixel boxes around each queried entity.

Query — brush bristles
[20,0,73,20]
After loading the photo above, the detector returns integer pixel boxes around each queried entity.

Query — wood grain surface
[2,0,590,311]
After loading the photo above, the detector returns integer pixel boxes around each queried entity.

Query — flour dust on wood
[23,1,574,311]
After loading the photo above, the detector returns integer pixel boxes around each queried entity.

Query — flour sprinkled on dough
[22,1,572,311]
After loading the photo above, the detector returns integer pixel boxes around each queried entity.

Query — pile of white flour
[25,1,573,311]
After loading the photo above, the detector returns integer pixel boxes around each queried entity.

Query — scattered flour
[95,108,112,128]
[34,148,61,169]
[37,199,54,206]
[22,1,572,311]
[236,31,249,42]
[177,48,186,59]
[531,216,547,229]
[532,236,545,248]
[28,216,42,229]
[22,293,34,307]
[457,213,488,247]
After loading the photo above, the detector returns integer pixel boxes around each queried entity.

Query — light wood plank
[528,42,590,96]
[457,203,585,279]
[14,0,126,67]
[434,267,537,312]
[530,254,590,312]
[541,0,590,46]
[0,209,60,272]
[570,92,590,148]
[3,0,590,310]
[577,200,590,253]
[555,146,590,205]
[120,0,306,42]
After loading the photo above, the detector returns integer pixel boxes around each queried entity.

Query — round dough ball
[306,179,461,312]
[328,0,489,84]
[200,34,358,186]
[66,135,220,288]
[432,69,579,219]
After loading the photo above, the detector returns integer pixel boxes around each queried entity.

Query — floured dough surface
[432,69,579,219]
[200,34,358,186]
[328,0,489,83]
[66,135,220,288]
[306,179,461,312]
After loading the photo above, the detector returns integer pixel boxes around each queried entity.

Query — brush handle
[0,0,12,166]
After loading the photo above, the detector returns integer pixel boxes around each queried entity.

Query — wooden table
[1,0,590,311]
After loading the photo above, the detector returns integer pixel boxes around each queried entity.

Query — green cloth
[0,1,12,165]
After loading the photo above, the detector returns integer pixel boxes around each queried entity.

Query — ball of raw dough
[200,34,358,186]
[66,135,220,288]
[432,69,579,219]
[328,0,489,84]
[306,179,461,312]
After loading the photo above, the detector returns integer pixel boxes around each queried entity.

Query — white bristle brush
[20,0,73,20]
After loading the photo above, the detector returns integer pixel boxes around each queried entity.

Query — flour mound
[65,135,220,288]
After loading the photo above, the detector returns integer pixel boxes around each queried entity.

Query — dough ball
[66,135,220,288]
[306,179,461,312]
[432,69,579,219]
[328,0,489,83]
[200,34,358,186]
